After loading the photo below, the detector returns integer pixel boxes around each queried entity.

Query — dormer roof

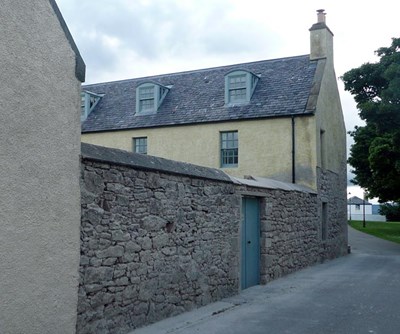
[81,54,317,133]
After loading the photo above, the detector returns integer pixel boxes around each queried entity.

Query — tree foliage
[342,38,400,202]
[379,202,400,222]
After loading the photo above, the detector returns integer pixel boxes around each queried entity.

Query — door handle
[247,241,251,244]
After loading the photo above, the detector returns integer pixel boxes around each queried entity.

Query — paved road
[133,227,400,334]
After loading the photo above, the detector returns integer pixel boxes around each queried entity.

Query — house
[372,204,383,215]
[0,1,84,333]
[348,196,373,216]
[347,196,386,222]
[81,9,346,194]
[0,1,347,332]
[77,10,348,332]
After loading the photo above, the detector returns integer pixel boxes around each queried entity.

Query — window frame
[133,137,148,154]
[321,202,328,241]
[319,129,326,169]
[136,82,169,114]
[225,70,259,105]
[138,85,155,112]
[81,90,103,122]
[220,131,238,168]
[227,73,247,103]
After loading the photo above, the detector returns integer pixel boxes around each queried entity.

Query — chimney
[317,9,326,23]
[309,9,334,62]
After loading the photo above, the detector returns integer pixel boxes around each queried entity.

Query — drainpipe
[291,115,296,183]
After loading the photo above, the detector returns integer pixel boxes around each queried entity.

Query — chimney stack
[317,9,326,23]
[309,9,334,63]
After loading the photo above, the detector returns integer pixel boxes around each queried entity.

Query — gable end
[48,0,85,82]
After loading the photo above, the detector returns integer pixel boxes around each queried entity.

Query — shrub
[379,202,400,221]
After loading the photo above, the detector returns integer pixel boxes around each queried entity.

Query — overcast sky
[56,0,399,201]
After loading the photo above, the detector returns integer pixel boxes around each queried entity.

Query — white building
[347,196,386,222]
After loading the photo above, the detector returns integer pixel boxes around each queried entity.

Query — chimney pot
[309,9,333,62]
[317,9,326,23]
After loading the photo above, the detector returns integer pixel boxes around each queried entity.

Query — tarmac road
[133,226,400,334]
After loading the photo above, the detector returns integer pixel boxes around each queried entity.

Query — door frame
[240,196,261,290]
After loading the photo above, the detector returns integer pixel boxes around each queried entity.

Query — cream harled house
[81,10,346,193]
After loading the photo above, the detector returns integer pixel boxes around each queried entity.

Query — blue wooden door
[241,197,260,290]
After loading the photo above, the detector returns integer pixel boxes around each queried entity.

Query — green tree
[342,38,400,202]
[379,203,400,221]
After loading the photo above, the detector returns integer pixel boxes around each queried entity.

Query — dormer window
[225,70,259,105]
[136,82,169,114]
[138,86,155,112]
[228,74,246,102]
[81,90,103,122]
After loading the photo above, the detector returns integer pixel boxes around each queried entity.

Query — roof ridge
[83,54,311,87]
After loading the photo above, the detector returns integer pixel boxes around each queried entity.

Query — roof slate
[348,196,372,205]
[82,55,317,133]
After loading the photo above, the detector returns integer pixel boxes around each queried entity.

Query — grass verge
[349,220,400,245]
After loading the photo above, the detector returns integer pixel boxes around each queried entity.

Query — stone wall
[78,144,347,333]
[259,190,320,283]
[78,144,241,333]
[318,167,348,258]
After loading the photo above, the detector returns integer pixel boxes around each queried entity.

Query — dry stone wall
[78,145,241,333]
[258,189,320,283]
[317,167,349,257]
[78,143,347,334]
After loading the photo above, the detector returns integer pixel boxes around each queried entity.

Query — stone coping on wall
[231,176,317,194]
[81,143,316,195]
[81,143,232,183]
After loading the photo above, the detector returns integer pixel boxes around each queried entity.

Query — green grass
[349,220,400,245]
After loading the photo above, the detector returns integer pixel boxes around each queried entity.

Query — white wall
[347,204,386,222]
[348,214,386,222]
[0,1,82,333]
[348,203,373,216]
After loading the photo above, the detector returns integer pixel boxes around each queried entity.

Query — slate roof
[82,55,318,133]
[348,196,372,205]
[231,176,317,194]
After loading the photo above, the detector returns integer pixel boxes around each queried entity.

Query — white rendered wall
[0,1,81,333]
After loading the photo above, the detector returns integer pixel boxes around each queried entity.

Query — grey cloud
[66,1,190,59]
[59,0,277,75]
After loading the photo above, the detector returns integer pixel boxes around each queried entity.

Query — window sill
[225,101,249,107]
[135,110,157,116]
